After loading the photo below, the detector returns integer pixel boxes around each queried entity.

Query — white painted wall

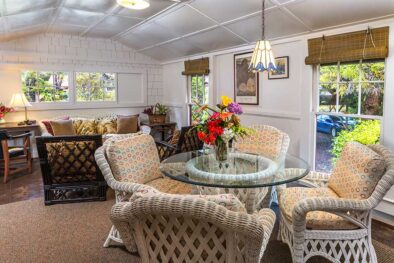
[0,33,163,123]
[162,18,394,221]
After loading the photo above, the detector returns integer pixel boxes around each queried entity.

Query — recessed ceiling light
[117,0,150,10]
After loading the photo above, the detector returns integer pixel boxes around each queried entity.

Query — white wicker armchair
[278,142,394,263]
[95,134,193,248]
[111,194,276,263]
[220,124,290,212]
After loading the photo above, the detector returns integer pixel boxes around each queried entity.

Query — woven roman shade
[182,57,210,75]
[305,27,389,65]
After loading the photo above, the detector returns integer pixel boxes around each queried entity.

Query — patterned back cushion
[106,134,162,184]
[130,186,246,213]
[73,119,97,135]
[236,125,286,160]
[96,118,117,135]
[328,142,386,199]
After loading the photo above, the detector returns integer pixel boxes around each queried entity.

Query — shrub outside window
[75,72,116,102]
[21,71,69,103]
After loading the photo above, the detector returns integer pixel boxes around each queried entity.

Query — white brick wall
[0,33,163,105]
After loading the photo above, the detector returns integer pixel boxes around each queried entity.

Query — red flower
[198,131,206,141]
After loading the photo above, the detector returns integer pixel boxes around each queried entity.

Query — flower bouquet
[193,96,248,161]
[0,103,13,123]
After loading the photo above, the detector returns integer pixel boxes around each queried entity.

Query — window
[75,72,116,102]
[189,75,209,125]
[22,71,69,102]
[315,60,384,172]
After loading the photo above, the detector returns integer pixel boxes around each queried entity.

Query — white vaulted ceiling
[0,0,394,61]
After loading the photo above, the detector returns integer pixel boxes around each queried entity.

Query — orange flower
[220,112,233,120]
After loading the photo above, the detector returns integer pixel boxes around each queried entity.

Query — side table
[141,121,176,141]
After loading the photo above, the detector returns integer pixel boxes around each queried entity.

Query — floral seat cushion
[328,142,386,199]
[105,134,163,184]
[279,187,358,230]
[145,178,193,195]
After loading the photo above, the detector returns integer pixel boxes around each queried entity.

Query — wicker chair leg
[103,225,123,248]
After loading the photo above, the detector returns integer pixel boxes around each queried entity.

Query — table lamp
[9,93,35,125]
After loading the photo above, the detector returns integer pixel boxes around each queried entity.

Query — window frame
[312,59,385,171]
[74,71,118,104]
[188,74,209,125]
[21,70,71,104]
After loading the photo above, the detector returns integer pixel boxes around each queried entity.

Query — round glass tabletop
[160,150,310,188]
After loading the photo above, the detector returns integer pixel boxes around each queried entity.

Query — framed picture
[234,52,259,105]
[268,56,289,79]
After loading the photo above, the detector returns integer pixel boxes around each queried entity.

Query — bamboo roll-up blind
[182,57,210,75]
[305,27,389,65]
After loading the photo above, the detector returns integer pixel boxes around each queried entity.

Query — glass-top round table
[160,150,310,189]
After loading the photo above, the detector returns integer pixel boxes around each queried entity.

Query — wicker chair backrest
[112,195,271,263]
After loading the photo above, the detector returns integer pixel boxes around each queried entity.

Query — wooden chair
[0,130,32,183]
[156,126,203,161]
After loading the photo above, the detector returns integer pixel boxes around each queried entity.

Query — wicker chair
[111,194,276,263]
[95,133,193,248]
[205,124,290,213]
[278,142,394,263]
[156,126,203,161]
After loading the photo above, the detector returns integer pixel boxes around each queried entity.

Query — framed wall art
[234,52,259,105]
[268,56,289,79]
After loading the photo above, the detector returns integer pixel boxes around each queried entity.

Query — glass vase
[214,139,228,162]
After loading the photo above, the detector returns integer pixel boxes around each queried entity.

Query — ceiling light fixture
[117,0,150,10]
[249,0,276,72]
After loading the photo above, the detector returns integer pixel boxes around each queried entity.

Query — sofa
[36,114,147,205]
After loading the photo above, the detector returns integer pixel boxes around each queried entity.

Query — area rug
[0,198,392,263]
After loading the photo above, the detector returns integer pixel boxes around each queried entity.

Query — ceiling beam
[80,5,126,37]
[186,4,250,44]
[46,0,66,33]
[135,3,279,53]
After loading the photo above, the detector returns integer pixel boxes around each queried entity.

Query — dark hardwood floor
[0,159,393,248]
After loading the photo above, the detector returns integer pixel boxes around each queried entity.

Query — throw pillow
[42,116,70,135]
[72,119,97,135]
[117,115,139,134]
[328,141,386,199]
[96,118,117,135]
[50,120,76,136]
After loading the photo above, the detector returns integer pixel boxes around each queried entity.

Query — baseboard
[372,210,394,226]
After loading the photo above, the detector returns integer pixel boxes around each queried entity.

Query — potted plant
[0,103,14,123]
[193,96,248,162]
[143,103,169,124]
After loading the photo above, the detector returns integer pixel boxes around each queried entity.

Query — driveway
[315,132,334,172]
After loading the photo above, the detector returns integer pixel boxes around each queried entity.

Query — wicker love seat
[36,114,148,205]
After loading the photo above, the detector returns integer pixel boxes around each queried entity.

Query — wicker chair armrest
[292,197,371,225]
[299,171,331,188]
[95,145,156,194]
[253,208,276,253]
